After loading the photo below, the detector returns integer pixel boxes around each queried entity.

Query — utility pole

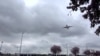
[0,41,3,53]
[66,44,68,56]
[19,32,24,55]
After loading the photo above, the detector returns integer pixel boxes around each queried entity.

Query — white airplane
[64,25,72,29]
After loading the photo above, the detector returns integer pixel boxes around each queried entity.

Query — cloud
[0,0,99,54]
[0,0,90,37]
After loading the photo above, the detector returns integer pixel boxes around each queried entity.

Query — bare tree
[71,47,80,56]
[51,45,62,55]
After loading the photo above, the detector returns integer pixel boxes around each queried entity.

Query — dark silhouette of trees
[90,50,96,56]
[67,0,100,36]
[91,50,100,56]
[50,45,62,55]
[83,49,100,56]
[83,49,91,56]
[71,47,80,56]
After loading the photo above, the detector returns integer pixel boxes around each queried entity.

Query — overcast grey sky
[0,0,100,54]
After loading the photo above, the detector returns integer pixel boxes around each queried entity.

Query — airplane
[64,25,72,29]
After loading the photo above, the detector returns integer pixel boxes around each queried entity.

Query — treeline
[0,45,100,56]
[51,45,100,56]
